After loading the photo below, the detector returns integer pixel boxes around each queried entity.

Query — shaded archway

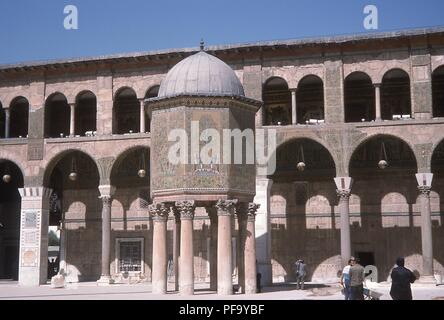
[110,147,151,279]
[45,93,70,138]
[349,135,418,280]
[44,150,101,282]
[9,97,29,138]
[263,77,291,126]
[344,72,375,123]
[297,75,324,124]
[75,91,97,136]
[144,85,159,133]
[0,102,5,138]
[114,87,139,134]
[432,66,444,118]
[269,138,338,282]
[381,69,411,120]
[0,160,24,280]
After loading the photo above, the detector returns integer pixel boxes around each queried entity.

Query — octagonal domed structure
[157,51,245,98]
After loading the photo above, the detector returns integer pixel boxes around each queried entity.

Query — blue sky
[0,0,443,64]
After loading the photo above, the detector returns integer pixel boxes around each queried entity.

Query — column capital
[336,189,351,200]
[149,202,170,222]
[215,199,238,216]
[373,83,382,88]
[247,202,260,221]
[175,200,196,220]
[418,185,432,196]
[98,185,116,198]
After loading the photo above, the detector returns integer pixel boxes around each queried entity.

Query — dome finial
[200,39,205,51]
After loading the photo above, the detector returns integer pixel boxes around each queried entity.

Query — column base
[96,276,115,286]
[417,275,437,285]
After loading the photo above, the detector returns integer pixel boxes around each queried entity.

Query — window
[116,238,144,274]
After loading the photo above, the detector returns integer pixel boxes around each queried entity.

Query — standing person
[340,258,353,300]
[349,257,365,300]
[296,260,307,290]
[390,257,416,300]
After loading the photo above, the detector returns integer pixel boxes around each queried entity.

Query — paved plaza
[0,281,443,300]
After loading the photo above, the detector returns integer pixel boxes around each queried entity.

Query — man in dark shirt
[349,258,365,300]
[390,257,416,300]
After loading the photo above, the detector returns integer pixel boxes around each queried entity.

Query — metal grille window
[116,238,144,273]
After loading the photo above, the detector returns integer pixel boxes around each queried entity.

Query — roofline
[1,25,444,72]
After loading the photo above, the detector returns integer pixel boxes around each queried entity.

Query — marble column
[337,189,352,267]
[175,200,196,295]
[236,203,247,294]
[69,103,75,136]
[245,203,260,294]
[150,202,170,294]
[4,108,10,138]
[374,83,381,121]
[416,173,434,280]
[18,187,52,286]
[291,89,297,125]
[208,206,218,291]
[139,99,146,133]
[172,206,181,292]
[97,185,116,285]
[216,199,237,295]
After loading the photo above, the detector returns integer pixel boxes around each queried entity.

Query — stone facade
[0,27,444,288]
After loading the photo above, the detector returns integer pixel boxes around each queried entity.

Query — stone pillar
[149,203,170,294]
[216,199,237,295]
[253,178,273,285]
[236,203,247,294]
[4,108,10,138]
[58,220,67,274]
[172,207,181,292]
[374,83,381,121]
[175,200,196,295]
[208,207,218,291]
[18,187,52,286]
[334,177,353,267]
[245,203,260,294]
[139,99,146,133]
[97,185,115,285]
[291,89,297,125]
[69,103,75,136]
[416,173,434,281]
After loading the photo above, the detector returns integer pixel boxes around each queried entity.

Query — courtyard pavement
[0,280,443,300]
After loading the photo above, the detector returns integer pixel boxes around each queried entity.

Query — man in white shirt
[340,258,353,300]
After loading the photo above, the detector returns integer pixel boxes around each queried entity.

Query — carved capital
[100,195,113,206]
[418,185,432,197]
[149,202,170,222]
[336,189,351,201]
[215,199,238,216]
[247,202,260,221]
[175,200,196,220]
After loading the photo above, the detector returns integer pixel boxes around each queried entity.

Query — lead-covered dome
[158,51,245,98]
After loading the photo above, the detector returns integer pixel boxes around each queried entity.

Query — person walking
[390,257,416,300]
[340,258,353,300]
[349,257,365,300]
[296,260,307,290]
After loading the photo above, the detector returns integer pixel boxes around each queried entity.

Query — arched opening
[269,138,338,282]
[432,66,444,118]
[381,69,412,120]
[432,139,444,230]
[144,86,160,133]
[0,160,24,280]
[350,135,418,280]
[75,91,97,136]
[263,77,291,126]
[45,93,70,138]
[344,72,375,123]
[0,102,4,138]
[296,75,324,124]
[110,147,151,280]
[114,88,139,134]
[10,97,29,138]
[44,150,100,282]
